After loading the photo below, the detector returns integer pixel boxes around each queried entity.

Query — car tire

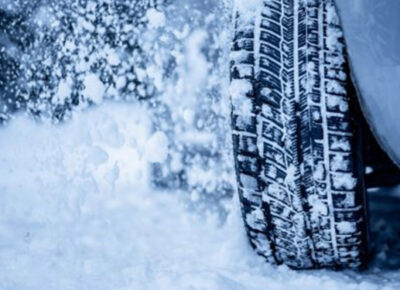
[230,0,369,269]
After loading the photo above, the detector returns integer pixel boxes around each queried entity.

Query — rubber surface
[230,0,368,269]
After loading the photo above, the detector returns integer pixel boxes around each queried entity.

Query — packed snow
[1,0,400,289]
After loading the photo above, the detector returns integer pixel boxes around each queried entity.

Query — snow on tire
[230,0,368,269]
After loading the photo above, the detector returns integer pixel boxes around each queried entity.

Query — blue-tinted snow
[0,102,399,289]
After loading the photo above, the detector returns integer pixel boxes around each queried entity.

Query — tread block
[260,31,281,47]
[329,153,352,172]
[262,9,281,23]
[265,181,291,205]
[328,134,351,152]
[238,155,259,174]
[233,134,258,155]
[265,0,282,12]
[261,19,281,35]
[261,122,284,146]
[332,192,356,209]
[258,89,282,108]
[230,51,255,65]
[259,71,282,92]
[239,173,261,192]
[260,57,281,74]
[232,114,256,132]
[327,115,350,132]
[260,43,281,63]
[231,65,254,79]
[232,39,253,51]
[239,188,262,207]
[264,143,286,167]
[264,163,286,183]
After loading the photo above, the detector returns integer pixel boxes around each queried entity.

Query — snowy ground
[1,104,400,290]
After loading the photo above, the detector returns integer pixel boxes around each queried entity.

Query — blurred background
[0,0,235,218]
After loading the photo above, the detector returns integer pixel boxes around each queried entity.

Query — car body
[336,0,400,167]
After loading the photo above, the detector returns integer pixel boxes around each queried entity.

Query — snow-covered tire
[230,0,368,269]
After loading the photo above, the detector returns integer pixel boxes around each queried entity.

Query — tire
[230,0,369,269]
